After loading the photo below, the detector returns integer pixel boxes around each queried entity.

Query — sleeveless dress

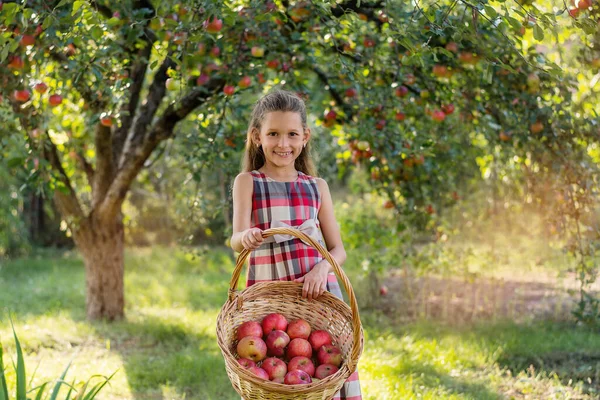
[247,169,362,400]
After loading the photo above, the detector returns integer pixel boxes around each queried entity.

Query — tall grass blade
[0,337,9,400]
[10,318,26,400]
[48,361,72,400]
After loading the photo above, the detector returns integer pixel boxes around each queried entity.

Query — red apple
[262,357,287,380]
[441,104,455,115]
[210,46,220,58]
[251,46,265,57]
[308,330,332,352]
[375,119,386,130]
[287,338,312,359]
[315,364,339,379]
[236,336,267,362]
[48,94,62,107]
[432,64,448,78]
[317,345,343,367]
[395,112,406,121]
[431,110,446,122]
[404,73,416,85]
[248,366,269,380]
[395,85,409,97]
[196,74,209,86]
[237,321,263,341]
[530,121,544,134]
[380,285,389,295]
[100,117,113,127]
[445,42,459,53]
[325,110,337,121]
[284,370,312,385]
[272,376,285,384]
[262,313,288,334]
[288,356,315,377]
[426,204,435,215]
[13,90,31,103]
[568,7,580,17]
[34,82,48,94]
[577,0,592,9]
[20,34,35,47]
[363,37,375,48]
[345,88,357,98]
[238,76,252,89]
[204,17,223,34]
[8,56,24,70]
[499,131,511,141]
[266,59,280,69]
[287,319,311,340]
[265,330,290,357]
[223,85,235,96]
[237,358,256,369]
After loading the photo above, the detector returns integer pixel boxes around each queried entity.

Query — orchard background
[1,0,599,399]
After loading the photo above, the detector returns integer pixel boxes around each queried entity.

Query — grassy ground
[1,246,599,399]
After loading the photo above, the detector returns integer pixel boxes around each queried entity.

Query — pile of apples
[234,313,343,385]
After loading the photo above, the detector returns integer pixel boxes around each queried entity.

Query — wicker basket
[216,227,363,400]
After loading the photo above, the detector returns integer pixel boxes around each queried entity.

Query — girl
[230,89,362,399]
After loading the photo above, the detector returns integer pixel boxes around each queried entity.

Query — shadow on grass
[497,351,600,396]
[89,315,238,400]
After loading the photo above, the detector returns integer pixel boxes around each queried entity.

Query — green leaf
[33,382,49,400]
[73,1,84,15]
[7,157,24,169]
[11,319,26,400]
[0,338,9,400]
[506,16,522,30]
[533,25,544,41]
[56,0,72,8]
[484,5,497,19]
[42,15,53,29]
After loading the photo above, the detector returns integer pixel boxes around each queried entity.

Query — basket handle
[229,227,362,372]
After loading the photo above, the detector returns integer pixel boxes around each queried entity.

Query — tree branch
[92,123,114,209]
[75,150,95,185]
[97,68,224,222]
[112,0,157,167]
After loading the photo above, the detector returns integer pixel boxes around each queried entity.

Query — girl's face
[254,111,310,169]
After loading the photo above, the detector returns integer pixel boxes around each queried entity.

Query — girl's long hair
[242,89,317,177]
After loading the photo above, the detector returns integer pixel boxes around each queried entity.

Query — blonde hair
[242,89,317,177]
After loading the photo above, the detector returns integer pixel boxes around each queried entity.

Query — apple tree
[1,0,598,322]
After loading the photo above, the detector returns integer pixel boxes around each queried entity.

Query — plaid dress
[247,169,362,400]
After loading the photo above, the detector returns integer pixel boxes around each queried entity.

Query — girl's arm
[315,178,347,272]
[230,173,263,252]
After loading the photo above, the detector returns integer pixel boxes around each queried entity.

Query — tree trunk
[76,214,125,320]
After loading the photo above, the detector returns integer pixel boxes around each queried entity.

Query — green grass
[1,247,598,399]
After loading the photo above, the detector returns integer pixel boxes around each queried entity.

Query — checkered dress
[247,169,362,400]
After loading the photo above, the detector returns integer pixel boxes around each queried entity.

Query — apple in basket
[287,356,315,377]
[248,366,270,380]
[286,338,312,359]
[265,330,290,357]
[287,318,311,340]
[272,376,285,384]
[237,358,256,369]
[315,364,339,379]
[262,357,288,380]
[262,313,288,334]
[236,336,267,362]
[237,320,263,340]
[308,330,332,352]
[284,369,312,385]
[317,344,343,367]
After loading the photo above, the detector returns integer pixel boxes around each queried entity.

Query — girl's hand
[294,262,329,300]
[241,228,264,250]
